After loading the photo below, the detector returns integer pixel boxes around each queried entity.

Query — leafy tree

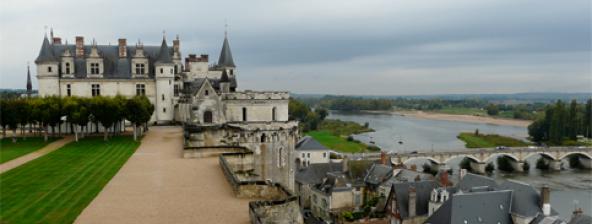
[486,104,499,116]
[125,96,153,141]
[3,100,19,142]
[90,96,121,141]
[316,108,329,120]
[584,99,592,138]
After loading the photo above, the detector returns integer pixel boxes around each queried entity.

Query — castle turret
[35,34,60,96]
[219,70,231,93]
[154,35,175,123]
[217,33,236,81]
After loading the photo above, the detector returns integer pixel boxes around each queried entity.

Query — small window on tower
[162,94,165,101]
[48,66,52,73]
[160,68,163,74]
[230,69,233,75]
[163,107,166,113]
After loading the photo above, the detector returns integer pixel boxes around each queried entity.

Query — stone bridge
[346,147,592,174]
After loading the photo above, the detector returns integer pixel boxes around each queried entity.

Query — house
[310,171,364,223]
[385,180,439,224]
[296,136,332,167]
[295,162,343,209]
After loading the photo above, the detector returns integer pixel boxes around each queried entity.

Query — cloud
[0,0,590,95]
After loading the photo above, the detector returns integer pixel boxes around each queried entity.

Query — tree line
[528,99,592,145]
[0,95,154,142]
[289,98,328,132]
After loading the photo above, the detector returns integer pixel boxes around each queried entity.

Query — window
[135,63,145,74]
[90,63,100,74]
[203,111,213,123]
[162,94,165,101]
[277,147,283,168]
[242,107,247,121]
[323,152,326,158]
[47,66,52,73]
[174,65,178,74]
[307,153,310,158]
[91,84,100,96]
[65,63,71,74]
[174,85,179,97]
[170,68,173,74]
[260,134,266,143]
[230,69,234,75]
[301,153,305,158]
[160,68,163,74]
[205,90,209,96]
[163,107,166,113]
[272,107,277,121]
[136,84,145,96]
[66,84,71,96]
[169,80,171,85]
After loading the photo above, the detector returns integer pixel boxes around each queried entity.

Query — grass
[0,136,140,224]
[318,119,374,136]
[457,132,529,148]
[0,137,60,164]
[306,130,369,153]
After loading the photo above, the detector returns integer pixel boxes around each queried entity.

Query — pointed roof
[155,37,173,64]
[35,35,58,63]
[217,36,236,67]
[26,65,32,93]
[220,70,230,82]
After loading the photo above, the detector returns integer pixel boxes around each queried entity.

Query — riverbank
[457,132,529,148]
[388,110,531,127]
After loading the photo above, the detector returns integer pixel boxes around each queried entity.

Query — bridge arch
[402,157,441,165]
[523,152,557,161]
[443,154,481,164]
[558,151,592,160]
[483,153,520,163]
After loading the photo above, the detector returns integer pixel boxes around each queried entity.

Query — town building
[295,136,332,167]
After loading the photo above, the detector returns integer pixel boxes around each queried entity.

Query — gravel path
[0,136,74,174]
[75,126,250,224]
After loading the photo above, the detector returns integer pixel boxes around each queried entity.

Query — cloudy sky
[1,0,590,95]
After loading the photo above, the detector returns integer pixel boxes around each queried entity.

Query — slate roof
[217,36,235,67]
[36,39,175,79]
[296,136,330,151]
[425,190,514,224]
[499,180,548,218]
[391,180,438,219]
[568,214,592,224]
[457,173,498,192]
[314,172,352,195]
[35,36,58,63]
[364,164,393,186]
[296,163,343,185]
[155,38,173,64]
[532,213,567,224]
[393,169,434,183]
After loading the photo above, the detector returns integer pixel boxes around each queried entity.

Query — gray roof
[182,77,238,96]
[458,173,498,192]
[364,164,393,186]
[155,38,173,64]
[296,136,330,151]
[220,69,230,82]
[35,36,58,63]
[393,169,435,183]
[391,180,438,219]
[217,36,236,67]
[532,213,568,224]
[425,190,514,224]
[296,162,343,185]
[499,180,547,218]
[568,214,592,224]
[314,172,352,195]
[37,42,175,79]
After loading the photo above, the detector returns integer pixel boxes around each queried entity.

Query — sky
[0,0,590,95]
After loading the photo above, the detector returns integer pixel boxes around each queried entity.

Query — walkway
[75,126,250,224]
[0,136,74,174]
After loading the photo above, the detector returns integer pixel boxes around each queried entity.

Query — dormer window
[90,63,100,74]
[65,63,71,74]
[135,63,146,75]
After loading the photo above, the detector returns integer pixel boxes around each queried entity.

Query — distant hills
[294,92,592,103]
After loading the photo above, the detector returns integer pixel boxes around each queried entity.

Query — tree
[125,96,153,141]
[567,100,579,140]
[0,99,9,138]
[63,97,90,142]
[89,96,121,141]
[3,100,19,142]
[549,100,566,144]
[585,99,592,138]
[316,108,329,120]
[486,104,499,116]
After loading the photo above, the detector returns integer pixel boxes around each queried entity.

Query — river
[328,111,592,220]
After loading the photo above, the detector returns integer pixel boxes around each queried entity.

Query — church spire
[217,28,236,68]
[26,63,32,97]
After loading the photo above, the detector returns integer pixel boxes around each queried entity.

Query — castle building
[35,30,299,191]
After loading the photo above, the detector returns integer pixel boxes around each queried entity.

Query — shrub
[341,211,354,221]
[346,136,354,141]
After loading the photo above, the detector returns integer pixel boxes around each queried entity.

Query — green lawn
[306,130,369,153]
[0,136,140,224]
[0,137,60,164]
[457,132,529,148]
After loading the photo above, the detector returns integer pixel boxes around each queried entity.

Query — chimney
[173,36,180,53]
[53,37,62,45]
[342,157,349,173]
[460,169,467,180]
[380,151,387,165]
[75,36,84,57]
[118,38,127,58]
[440,171,449,187]
[408,186,417,217]
[541,185,551,216]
